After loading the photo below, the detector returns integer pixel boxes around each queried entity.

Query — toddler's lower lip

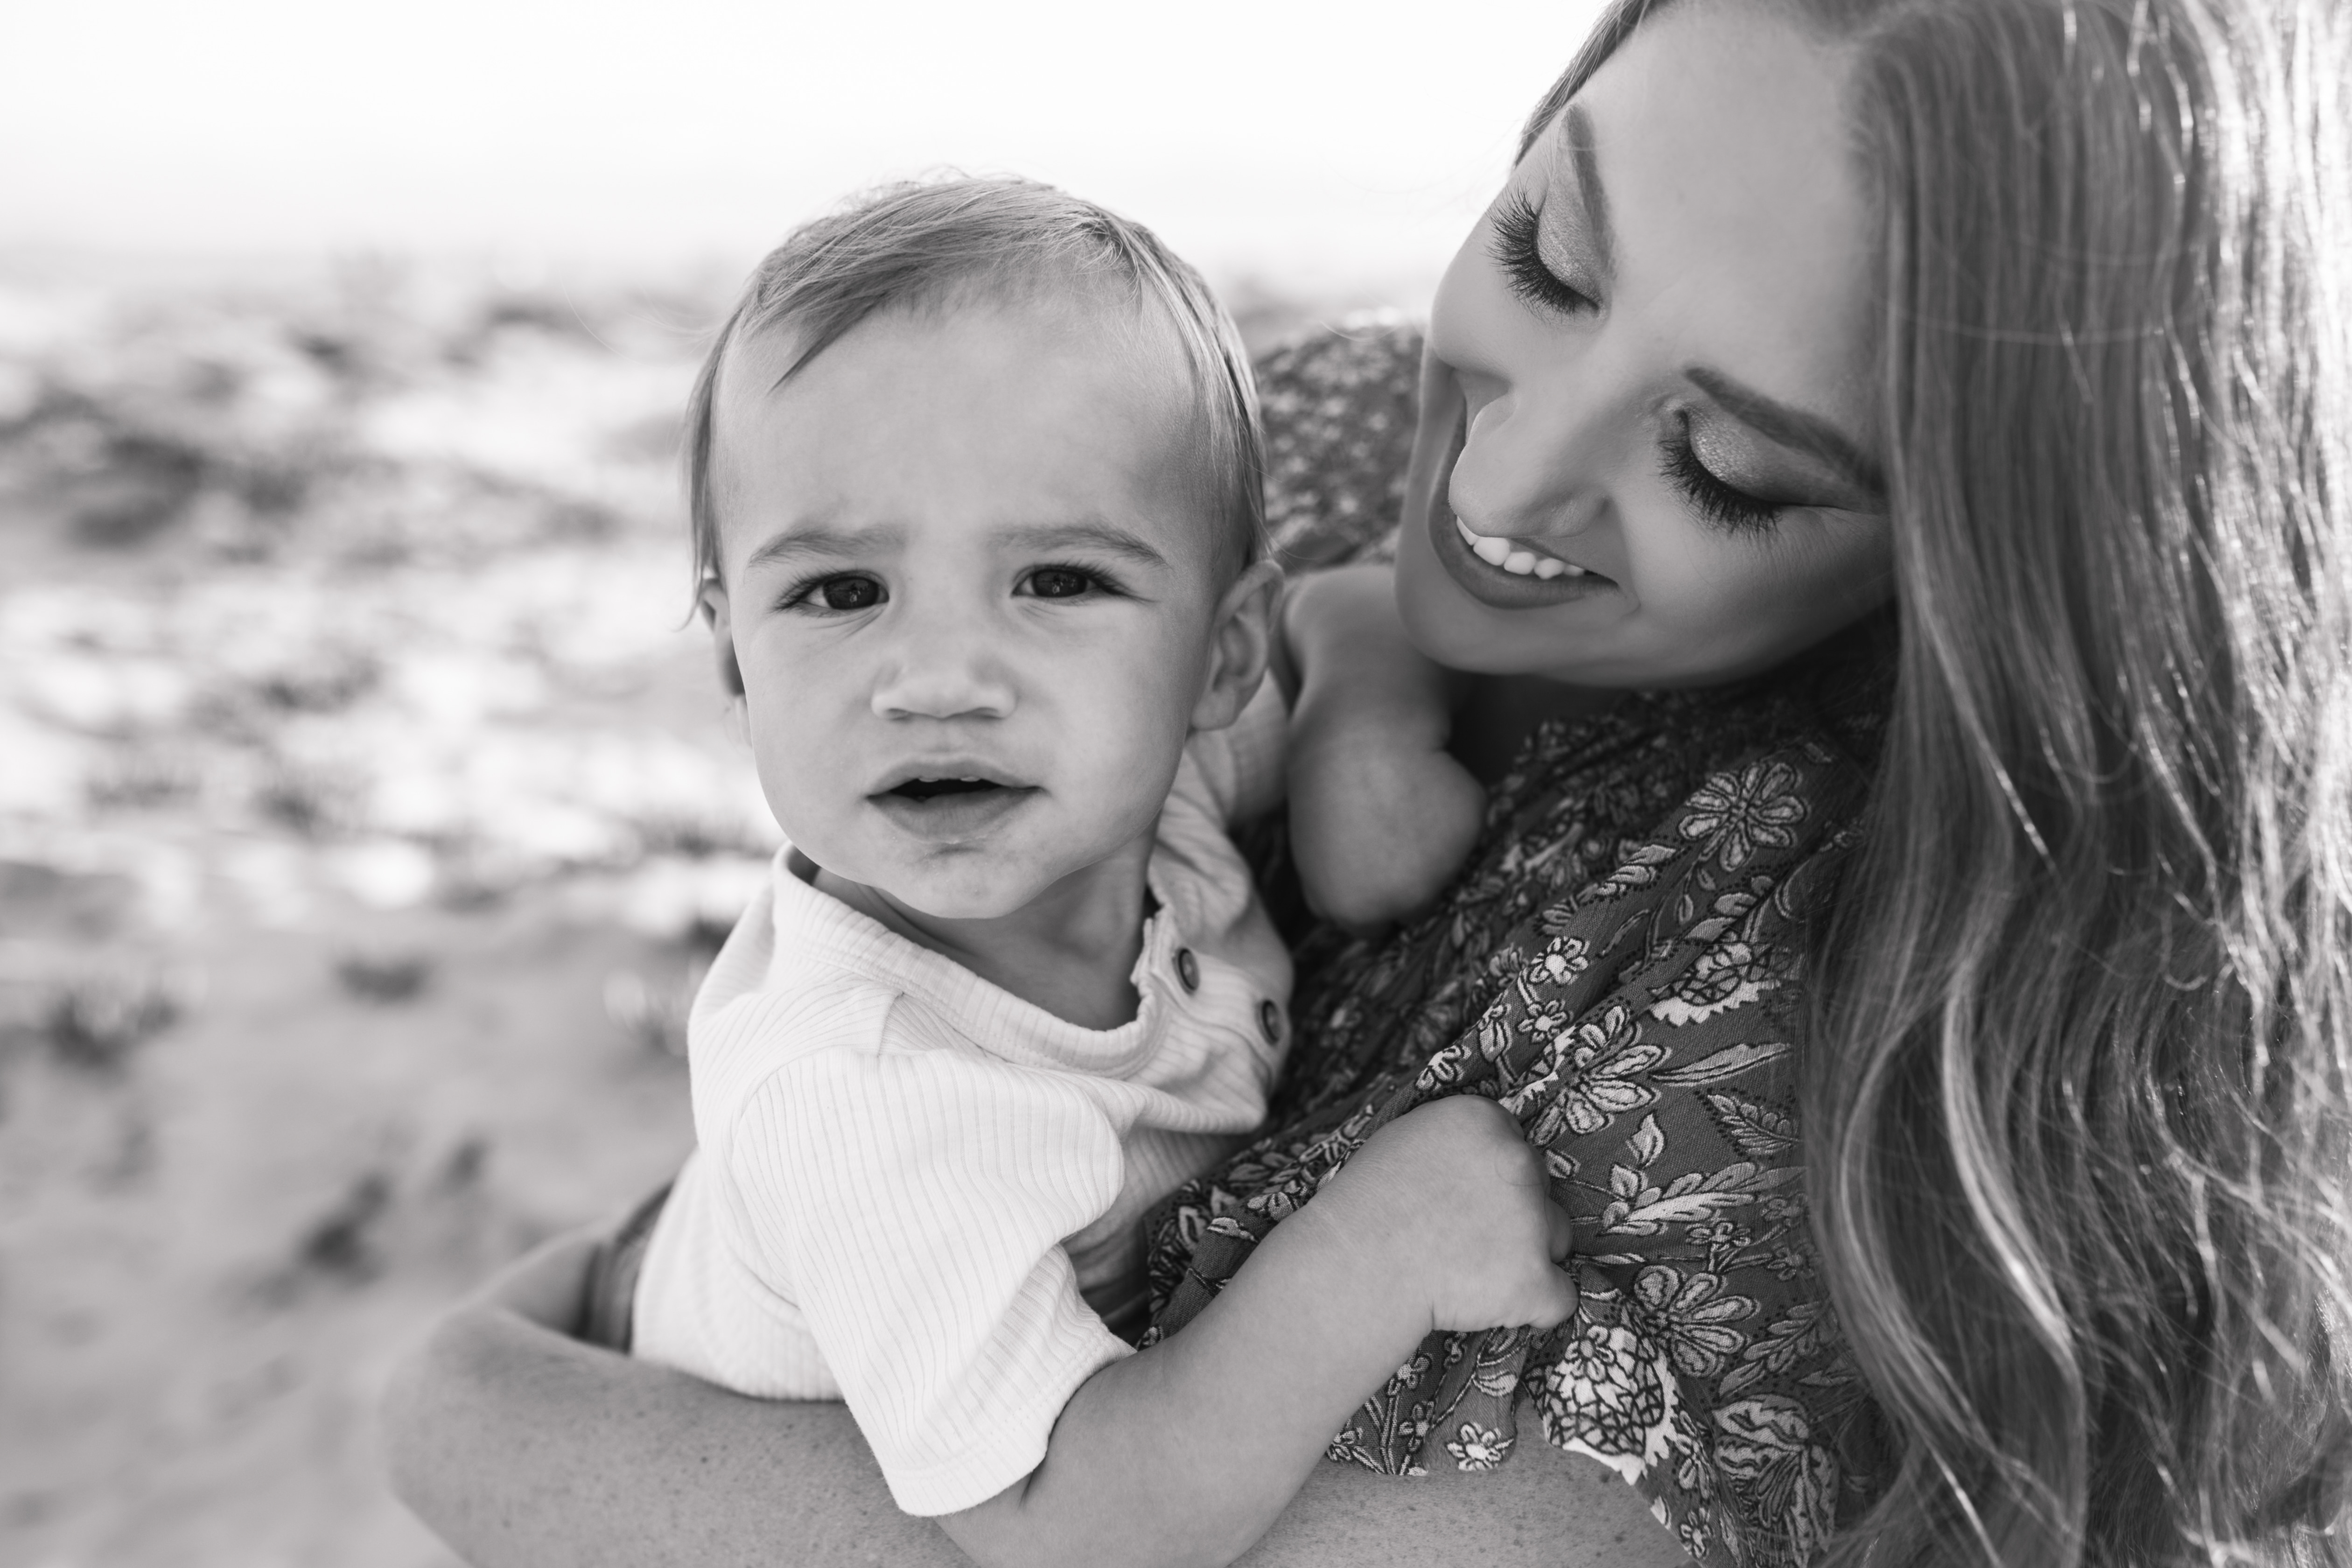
[870,784,1038,841]
[1430,503,1616,610]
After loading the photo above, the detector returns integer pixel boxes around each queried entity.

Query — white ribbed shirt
[631,689,1292,1517]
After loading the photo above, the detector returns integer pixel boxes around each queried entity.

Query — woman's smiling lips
[1428,498,1618,609]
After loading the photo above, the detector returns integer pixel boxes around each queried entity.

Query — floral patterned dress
[1143,322,1896,1568]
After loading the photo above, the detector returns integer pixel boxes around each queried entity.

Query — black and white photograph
[2,2,2346,1566]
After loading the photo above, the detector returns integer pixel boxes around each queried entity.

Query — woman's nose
[1453,370,1615,539]
[868,620,1017,721]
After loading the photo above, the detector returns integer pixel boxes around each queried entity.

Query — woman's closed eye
[1659,415,1787,534]
[1490,191,1596,316]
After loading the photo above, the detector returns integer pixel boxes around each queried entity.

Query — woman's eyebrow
[1684,366,1888,497]
[1560,105,1616,287]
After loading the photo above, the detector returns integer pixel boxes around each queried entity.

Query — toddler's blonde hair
[685,175,1267,591]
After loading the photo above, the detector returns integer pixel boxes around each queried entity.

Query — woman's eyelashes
[1659,417,1786,533]
[1490,190,1596,316]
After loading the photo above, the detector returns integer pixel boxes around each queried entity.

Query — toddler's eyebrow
[1001,522,1169,570]
[743,525,889,572]
[742,521,1170,574]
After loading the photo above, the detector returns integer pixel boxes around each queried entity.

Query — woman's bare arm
[383,1246,963,1568]
[382,1234,1688,1568]
[1249,1440,1688,1568]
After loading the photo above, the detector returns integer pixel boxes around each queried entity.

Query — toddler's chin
[887,884,1046,923]
[869,858,1077,924]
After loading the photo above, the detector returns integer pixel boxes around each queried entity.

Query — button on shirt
[631,684,1292,1517]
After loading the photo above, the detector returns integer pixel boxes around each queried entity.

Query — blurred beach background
[0,3,1602,1563]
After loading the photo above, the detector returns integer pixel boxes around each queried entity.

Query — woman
[383,0,2352,1563]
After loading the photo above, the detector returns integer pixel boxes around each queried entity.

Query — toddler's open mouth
[887,776,1005,803]
[871,771,1039,841]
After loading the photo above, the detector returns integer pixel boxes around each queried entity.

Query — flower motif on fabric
[1445,1421,1513,1472]
[1519,995,1576,1043]
[1532,1321,1678,1469]
[1528,931,1592,989]
[1324,1424,1379,1470]
[1631,1265,1759,1379]
[1679,761,1809,874]
[1512,1004,1665,1144]
[1650,938,1779,1027]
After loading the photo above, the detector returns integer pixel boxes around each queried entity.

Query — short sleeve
[1184,676,1288,827]
[733,1042,1135,1516]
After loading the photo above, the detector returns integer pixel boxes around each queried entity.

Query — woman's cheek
[1610,523,1773,673]
[1391,523,1487,666]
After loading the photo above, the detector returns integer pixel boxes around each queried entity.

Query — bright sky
[0,0,1604,296]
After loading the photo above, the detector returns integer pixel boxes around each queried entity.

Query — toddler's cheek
[755,764,851,866]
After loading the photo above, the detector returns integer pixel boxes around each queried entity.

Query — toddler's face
[704,296,1256,920]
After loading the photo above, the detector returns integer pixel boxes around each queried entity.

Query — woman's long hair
[1538,1,2352,1562]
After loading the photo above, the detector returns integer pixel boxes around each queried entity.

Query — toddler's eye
[811,574,883,611]
[1024,567,1099,600]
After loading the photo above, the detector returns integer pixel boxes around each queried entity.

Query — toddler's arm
[1283,565,1485,933]
[939,1095,1575,1568]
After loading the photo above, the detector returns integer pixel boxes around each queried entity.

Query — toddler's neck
[812,842,1153,1031]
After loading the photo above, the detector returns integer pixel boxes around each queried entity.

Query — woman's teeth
[1456,515,1583,579]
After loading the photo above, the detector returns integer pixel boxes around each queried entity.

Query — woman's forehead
[1546,2,1878,437]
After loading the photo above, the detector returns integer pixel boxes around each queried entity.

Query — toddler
[607,178,1576,1568]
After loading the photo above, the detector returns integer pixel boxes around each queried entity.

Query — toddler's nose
[869,637,1016,721]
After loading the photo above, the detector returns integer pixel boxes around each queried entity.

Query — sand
[0,259,749,1568]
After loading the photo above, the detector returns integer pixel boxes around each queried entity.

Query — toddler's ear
[1191,560,1283,733]
[700,580,749,735]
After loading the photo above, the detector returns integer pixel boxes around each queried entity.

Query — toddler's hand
[1287,702,1485,935]
[1312,1095,1578,1335]
[1283,566,1484,934]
